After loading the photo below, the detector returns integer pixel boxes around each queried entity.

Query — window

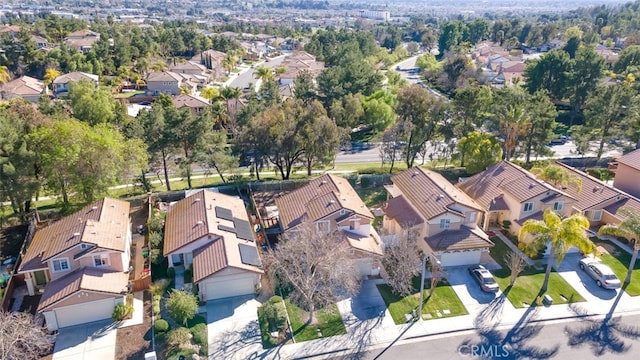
[316,221,330,233]
[93,255,109,267]
[80,243,89,250]
[553,202,563,212]
[592,210,603,221]
[439,218,450,229]
[349,219,360,230]
[523,202,534,213]
[340,209,347,216]
[52,258,70,272]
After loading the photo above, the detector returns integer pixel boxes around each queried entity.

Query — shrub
[190,323,208,355]
[147,212,165,233]
[166,290,198,326]
[149,232,163,249]
[183,269,193,283]
[502,220,512,231]
[166,327,191,348]
[112,303,133,321]
[268,295,283,304]
[153,303,161,316]
[154,319,170,333]
[262,302,287,332]
[167,267,175,279]
[149,279,169,296]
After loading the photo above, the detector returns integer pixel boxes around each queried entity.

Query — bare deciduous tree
[0,311,53,360]
[428,254,444,298]
[381,229,421,296]
[265,220,360,324]
[505,250,526,286]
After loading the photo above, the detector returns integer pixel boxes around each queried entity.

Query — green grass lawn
[592,238,640,296]
[493,269,585,308]
[285,300,346,342]
[356,187,388,207]
[488,235,513,269]
[257,301,287,349]
[114,90,145,98]
[377,279,468,325]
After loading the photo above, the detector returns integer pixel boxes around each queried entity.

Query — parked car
[579,257,621,289]
[468,265,500,293]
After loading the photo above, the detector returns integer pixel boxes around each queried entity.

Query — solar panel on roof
[238,244,261,266]
[217,224,236,233]
[234,218,254,241]
[215,206,234,221]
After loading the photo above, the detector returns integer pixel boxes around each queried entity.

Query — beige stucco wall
[613,164,640,198]
[147,80,180,95]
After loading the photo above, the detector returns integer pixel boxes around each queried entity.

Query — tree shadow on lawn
[564,283,640,356]
[460,288,560,360]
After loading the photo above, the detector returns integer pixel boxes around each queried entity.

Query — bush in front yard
[154,319,170,333]
[112,303,133,321]
[167,267,175,279]
[167,327,191,348]
[149,279,169,297]
[268,295,283,304]
[184,269,193,283]
[166,289,198,326]
[189,323,208,355]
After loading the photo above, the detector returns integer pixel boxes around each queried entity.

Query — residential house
[0,75,45,102]
[169,61,212,84]
[382,167,493,267]
[52,71,99,96]
[172,94,210,114]
[612,149,640,198]
[146,71,196,96]
[0,25,21,38]
[273,174,384,276]
[30,35,49,49]
[553,161,640,227]
[163,190,263,301]
[64,29,100,53]
[500,62,526,86]
[17,198,132,331]
[277,51,324,85]
[457,161,576,235]
[192,50,225,81]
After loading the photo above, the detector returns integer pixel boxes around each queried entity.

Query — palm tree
[599,207,640,284]
[254,66,272,82]
[531,164,582,192]
[0,65,11,85]
[519,208,594,292]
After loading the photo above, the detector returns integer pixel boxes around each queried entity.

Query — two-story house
[458,161,576,235]
[17,198,131,330]
[163,190,263,301]
[146,71,196,96]
[612,148,640,198]
[64,29,100,53]
[0,76,45,102]
[52,72,99,97]
[273,174,384,276]
[169,61,212,84]
[382,167,493,267]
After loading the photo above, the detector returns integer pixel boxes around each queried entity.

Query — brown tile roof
[65,29,100,39]
[146,71,183,82]
[343,229,384,256]
[515,210,544,226]
[170,61,207,72]
[172,94,210,109]
[37,267,128,311]
[163,190,262,280]
[19,198,130,272]
[603,197,640,218]
[0,25,21,33]
[615,148,640,171]
[53,71,98,84]
[382,196,424,227]
[0,76,44,96]
[425,225,494,252]
[275,174,373,231]
[554,162,622,210]
[390,167,483,221]
[458,161,562,211]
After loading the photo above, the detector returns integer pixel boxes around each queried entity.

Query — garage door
[54,298,116,328]
[204,277,254,300]
[440,251,481,267]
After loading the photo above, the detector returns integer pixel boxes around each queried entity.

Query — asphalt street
[227,54,287,90]
[347,313,640,360]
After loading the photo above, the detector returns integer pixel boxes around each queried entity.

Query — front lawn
[592,238,640,296]
[492,269,585,308]
[377,279,468,325]
[356,186,388,207]
[285,300,346,342]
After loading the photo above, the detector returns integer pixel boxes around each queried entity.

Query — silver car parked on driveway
[579,257,621,289]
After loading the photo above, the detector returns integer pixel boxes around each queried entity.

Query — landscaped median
[257,295,347,348]
[488,236,586,308]
[591,237,640,296]
[376,278,468,325]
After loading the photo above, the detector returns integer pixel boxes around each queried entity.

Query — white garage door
[54,298,116,328]
[204,277,254,300]
[440,251,482,267]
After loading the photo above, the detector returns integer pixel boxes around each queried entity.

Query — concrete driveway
[52,320,117,360]
[554,253,620,302]
[206,295,262,360]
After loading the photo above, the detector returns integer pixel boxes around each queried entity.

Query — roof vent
[194,198,201,202]
[321,180,327,185]
[110,204,115,207]
[413,171,419,176]
[73,232,81,237]
[196,220,204,225]
[91,206,98,210]
[329,200,336,205]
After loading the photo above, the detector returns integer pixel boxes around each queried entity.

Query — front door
[34,270,47,285]
[171,254,184,266]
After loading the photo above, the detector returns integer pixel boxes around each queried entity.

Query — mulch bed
[115,292,153,360]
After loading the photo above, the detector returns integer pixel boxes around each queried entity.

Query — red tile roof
[426,225,494,251]
[615,148,640,171]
